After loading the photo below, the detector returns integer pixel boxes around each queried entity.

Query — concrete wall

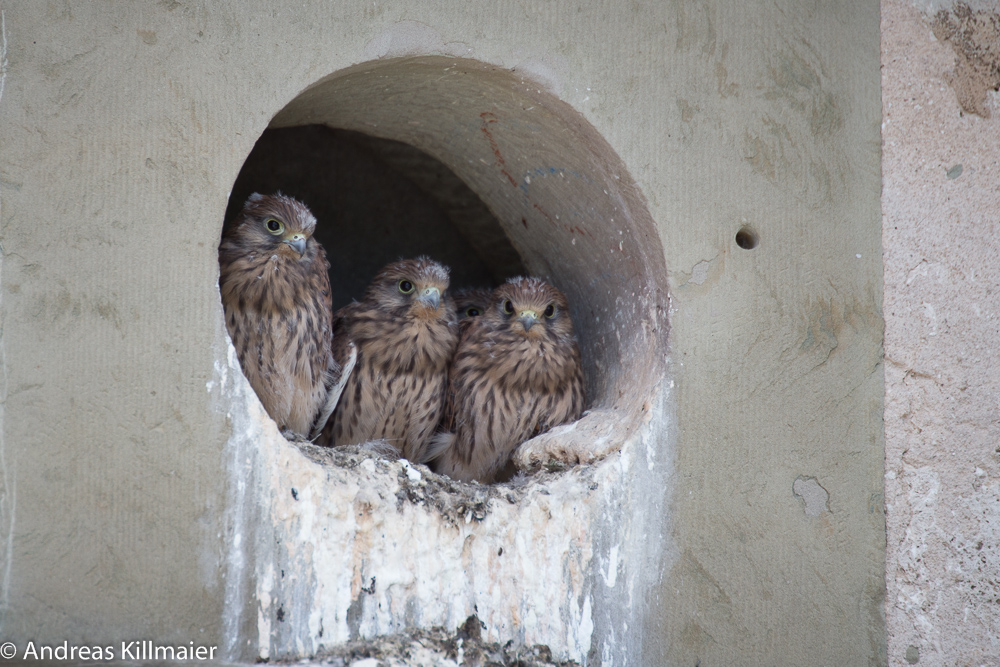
[654,2,885,664]
[882,1,1000,665]
[0,2,883,665]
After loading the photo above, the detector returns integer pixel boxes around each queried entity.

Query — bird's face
[231,193,317,261]
[491,277,575,342]
[454,288,494,321]
[368,257,453,321]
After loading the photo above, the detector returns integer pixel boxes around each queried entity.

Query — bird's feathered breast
[456,322,581,396]
[217,193,333,437]
[219,229,328,316]
[461,276,581,393]
[336,299,457,376]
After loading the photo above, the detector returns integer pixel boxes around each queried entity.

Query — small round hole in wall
[735,226,759,250]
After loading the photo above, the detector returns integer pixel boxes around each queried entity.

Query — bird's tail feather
[422,431,456,465]
[310,341,357,441]
[357,439,401,459]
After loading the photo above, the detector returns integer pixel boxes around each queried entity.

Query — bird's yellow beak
[283,233,307,256]
[416,286,441,310]
[517,309,539,331]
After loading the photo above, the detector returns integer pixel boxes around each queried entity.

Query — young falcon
[453,287,494,333]
[429,277,586,484]
[319,257,459,462]
[218,193,354,440]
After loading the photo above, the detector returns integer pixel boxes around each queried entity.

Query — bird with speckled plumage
[219,193,355,440]
[317,257,459,462]
[453,286,494,333]
[428,276,585,483]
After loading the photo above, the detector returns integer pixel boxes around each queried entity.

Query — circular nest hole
[735,225,759,250]
[224,56,670,473]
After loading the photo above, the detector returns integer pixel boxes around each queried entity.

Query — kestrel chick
[453,287,494,333]
[430,277,585,483]
[219,193,349,439]
[321,257,459,462]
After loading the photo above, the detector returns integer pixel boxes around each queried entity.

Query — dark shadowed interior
[225,126,525,310]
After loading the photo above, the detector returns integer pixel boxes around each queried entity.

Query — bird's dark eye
[544,304,555,318]
[503,300,514,314]
[265,218,284,235]
[466,307,481,317]
[398,280,414,294]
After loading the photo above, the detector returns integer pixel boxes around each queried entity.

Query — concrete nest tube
[221,56,671,662]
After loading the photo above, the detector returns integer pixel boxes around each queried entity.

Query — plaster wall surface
[882,1,1000,665]
[0,2,882,665]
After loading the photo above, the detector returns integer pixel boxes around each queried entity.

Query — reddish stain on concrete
[480,111,519,188]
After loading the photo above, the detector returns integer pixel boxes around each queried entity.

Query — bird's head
[227,192,318,261]
[453,287,494,330]
[490,276,575,342]
[366,257,454,321]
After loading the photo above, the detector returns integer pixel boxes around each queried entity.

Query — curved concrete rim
[269,55,671,463]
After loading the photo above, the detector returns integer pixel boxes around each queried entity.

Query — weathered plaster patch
[677,256,721,290]
[363,21,472,61]
[688,260,711,286]
[792,476,829,517]
[931,3,1000,118]
[512,55,569,97]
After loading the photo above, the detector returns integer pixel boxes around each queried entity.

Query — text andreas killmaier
[18,640,217,661]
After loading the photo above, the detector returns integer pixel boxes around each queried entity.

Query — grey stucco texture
[0,2,883,665]
[883,1,1000,665]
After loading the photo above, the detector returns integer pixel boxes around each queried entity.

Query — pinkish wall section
[883,1,1000,664]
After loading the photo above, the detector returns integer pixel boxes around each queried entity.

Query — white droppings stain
[215,332,272,660]
[577,595,594,657]
[210,326,673,664]
[257,563,275,661]
[605,544,620,588]
[401,460,422,483]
